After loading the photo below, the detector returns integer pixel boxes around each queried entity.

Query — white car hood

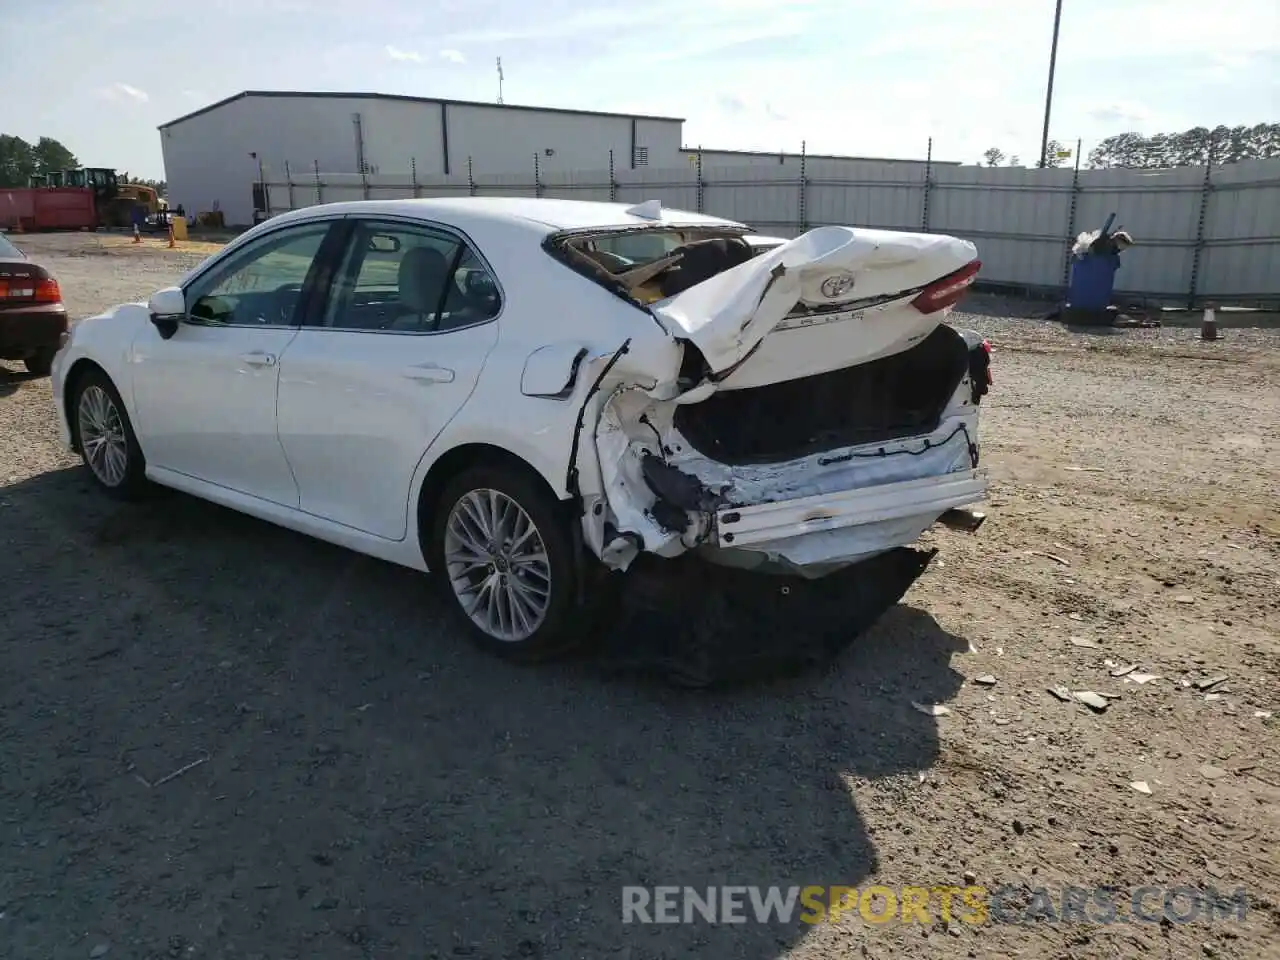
[648,226,978,377]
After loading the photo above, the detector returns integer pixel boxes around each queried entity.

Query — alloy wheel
[443,488,552,642]
[77,384,129,487]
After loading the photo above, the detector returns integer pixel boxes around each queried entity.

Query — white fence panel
[261,156,1280,304]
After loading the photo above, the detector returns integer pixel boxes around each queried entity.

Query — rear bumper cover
[0,305,68,356]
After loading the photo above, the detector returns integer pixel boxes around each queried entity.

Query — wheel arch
[61,357,111,452]
[414,442,571,562]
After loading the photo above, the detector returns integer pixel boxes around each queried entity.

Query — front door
[130,219,342,506]
[276,217,502,539]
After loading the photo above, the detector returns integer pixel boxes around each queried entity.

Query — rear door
[275,216,502,540]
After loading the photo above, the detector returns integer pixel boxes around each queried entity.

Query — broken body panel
[549,217,989,576]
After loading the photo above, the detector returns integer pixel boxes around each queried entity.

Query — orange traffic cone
[132,224,141,243]
[167,222,175,248]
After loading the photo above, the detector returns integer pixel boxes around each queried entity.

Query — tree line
[0,134,79,187]
[981,122,1279,169]
[0,133,165,193]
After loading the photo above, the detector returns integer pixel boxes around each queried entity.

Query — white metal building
[159,90,685,226]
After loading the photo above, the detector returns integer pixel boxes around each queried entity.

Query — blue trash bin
[1067,251,1120,312]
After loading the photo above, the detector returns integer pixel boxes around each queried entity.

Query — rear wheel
[23,348,56,376]
[72,368,149,499]
[427,465,582,661]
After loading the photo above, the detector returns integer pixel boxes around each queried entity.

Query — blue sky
[3,0,1276,179]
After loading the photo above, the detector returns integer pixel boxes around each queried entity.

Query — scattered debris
[1047,686,1074,702]
[973,674,998,686]
[1074,691,1110,712]
[1068,613,1085,622]
[1175,595,1196,604]
[1110,663,1138,678]
[1255,710,1272,719]
[135,753,210,789]
[1130,781,1152,794]
[1064,466,1104,473]
[1199,764,1228,781]
[1194,675,1228,692]
[911,702,951,717]
[1069,636,1100,649]
[963,870,977,884]
[1126,672,1161,685]
[90,946,110,959]
[1029,550,1071,566]
[1012,819,1026,835]
[1204,693,1222,702]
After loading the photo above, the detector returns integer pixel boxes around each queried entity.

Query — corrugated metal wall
[262,156,1280,305]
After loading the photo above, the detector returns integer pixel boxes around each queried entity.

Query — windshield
[0,234,24,259]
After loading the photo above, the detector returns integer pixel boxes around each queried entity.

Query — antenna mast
[496,57,504,104]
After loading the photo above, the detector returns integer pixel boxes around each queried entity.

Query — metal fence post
[798,140,808,232]
[1061,138,1083,289]
[284,160,295,211]
[467,157,476,197]
[534,153,543,198]
[1187,148,1214,308]
[361,162,370,201]
[696,145,704,213]
[313,160,322,205]
[921,137,933,231]
[608,150,617,202]
[410,156,419,198]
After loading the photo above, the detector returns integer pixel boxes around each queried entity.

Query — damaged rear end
[547,213,992,580]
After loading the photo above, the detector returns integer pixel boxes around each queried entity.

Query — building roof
[159,90,685,130]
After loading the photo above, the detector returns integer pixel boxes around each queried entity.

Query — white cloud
[385,44,424,62]
[438,48,466,63]
[96,82,149,103]
[1088,102,1154,130]
[182,89,208,102]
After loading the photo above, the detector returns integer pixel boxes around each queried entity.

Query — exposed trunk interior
[672,324,971,465]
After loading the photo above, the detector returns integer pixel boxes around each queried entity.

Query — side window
[186,222,332,327]
[319,220,502,333]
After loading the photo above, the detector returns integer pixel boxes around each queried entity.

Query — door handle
[239,351,277,368]
[401,363,455,383]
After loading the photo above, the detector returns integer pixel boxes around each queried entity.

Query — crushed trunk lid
[649,226,978,388]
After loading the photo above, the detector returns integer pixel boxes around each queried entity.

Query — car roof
[265,197,746,235]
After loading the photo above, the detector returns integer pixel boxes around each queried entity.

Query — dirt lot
[2,232,1278,960]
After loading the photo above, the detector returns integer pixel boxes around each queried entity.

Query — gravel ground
[2,233,1278,960]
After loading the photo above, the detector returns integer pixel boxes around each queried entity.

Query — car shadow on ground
[0,466,968,959]
[0,364,42,398]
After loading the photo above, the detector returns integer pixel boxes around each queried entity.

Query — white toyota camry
[51,197,992,659]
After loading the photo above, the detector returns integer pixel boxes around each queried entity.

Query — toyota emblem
[820,274,855,299]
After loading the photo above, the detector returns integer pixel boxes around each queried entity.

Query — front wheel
[72,368,149,499]
[427,465,582,661]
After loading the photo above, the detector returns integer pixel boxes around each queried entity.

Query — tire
[71,368,149,500]
[23,348,56,377]
[427,464,583,662]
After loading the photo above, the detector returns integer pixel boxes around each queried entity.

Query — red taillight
[912,260,981,314]
[0,275,61,304]
[33,276,62,304]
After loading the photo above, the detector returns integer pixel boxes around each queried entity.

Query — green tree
[1088,122,1280,168]
[0,135,36,187]
[981,147,1005,167]
[32,136,78,176]
[1042,139,1069,168]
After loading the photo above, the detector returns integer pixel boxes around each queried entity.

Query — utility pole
[1038,0,1064,168]
[496,57,504,104]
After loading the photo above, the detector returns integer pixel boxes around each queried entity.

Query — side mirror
[148,285,185,340]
